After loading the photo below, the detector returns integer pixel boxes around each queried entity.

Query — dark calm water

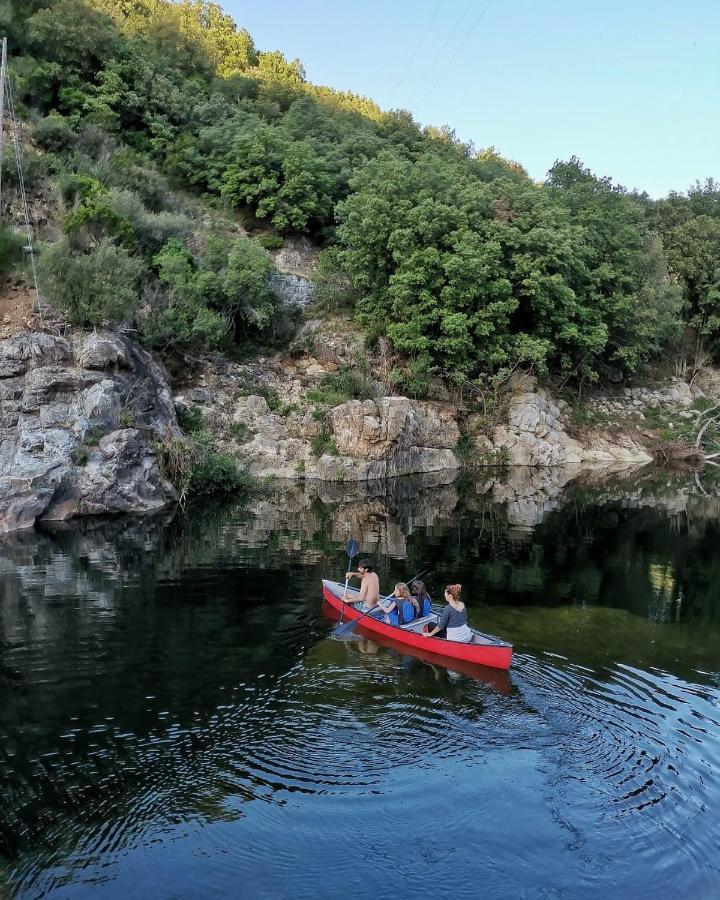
[1,467,720,899]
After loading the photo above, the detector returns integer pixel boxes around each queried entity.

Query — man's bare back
[343,560,381,608]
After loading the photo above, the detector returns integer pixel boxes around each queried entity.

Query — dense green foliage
[142,234,293,350]
[162,403,251,499]
[337,154,682,388]
[5,0,718,384]
[38,237,146,325]
[643,180,720,354]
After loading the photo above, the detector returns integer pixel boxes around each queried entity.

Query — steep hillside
[2,0,717,392]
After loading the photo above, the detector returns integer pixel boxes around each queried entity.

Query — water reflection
[1,467,720,897]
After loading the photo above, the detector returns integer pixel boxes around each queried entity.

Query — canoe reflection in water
[322,599,513,695]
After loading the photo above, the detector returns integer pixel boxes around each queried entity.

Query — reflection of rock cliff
[0,332,179,533]
[468,464,687,532]
[0,513,171,642]
[244,472,460,559]
[3,469,718,625]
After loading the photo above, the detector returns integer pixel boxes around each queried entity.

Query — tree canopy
[7,0,717,380]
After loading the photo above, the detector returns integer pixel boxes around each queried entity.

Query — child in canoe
[410,579,432,617]
[377,583,418,625]
[423,584,473,643]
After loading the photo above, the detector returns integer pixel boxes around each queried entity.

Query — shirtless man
[342,558,381,609]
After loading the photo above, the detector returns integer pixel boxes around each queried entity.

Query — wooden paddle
[339,538,360,624]
[336,567,430,636]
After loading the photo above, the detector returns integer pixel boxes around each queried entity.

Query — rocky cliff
[3,314,709,534]
[0,330,179,533]
[486,380,654,467]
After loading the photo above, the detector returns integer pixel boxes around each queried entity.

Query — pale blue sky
[225,0,719,197]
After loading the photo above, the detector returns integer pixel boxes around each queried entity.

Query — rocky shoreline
[0,322,710,534]
[0,330,178,533]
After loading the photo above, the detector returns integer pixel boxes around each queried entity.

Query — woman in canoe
[377,583,417,625]
[423,584,473,643]
[410,579,432,617]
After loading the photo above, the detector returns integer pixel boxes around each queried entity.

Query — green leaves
[336,153,681,387]
[39,238,147,327]
[144,236,282,352]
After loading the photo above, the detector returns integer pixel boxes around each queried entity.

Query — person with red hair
[423,584,473,643]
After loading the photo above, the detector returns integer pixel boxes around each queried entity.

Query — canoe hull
[322,580,513,671]
[322,601,513,692]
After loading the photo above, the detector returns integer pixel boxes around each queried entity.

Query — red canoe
[322,600,513,692]
[321,580,513,671]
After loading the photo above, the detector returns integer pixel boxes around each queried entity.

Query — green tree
[40,237,146,326]
[147,238,227,349]
[27,0,120,108]
[666,216,720,346]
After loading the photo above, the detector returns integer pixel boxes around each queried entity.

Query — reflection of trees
[433,480,720,632]
[3,466,720,882]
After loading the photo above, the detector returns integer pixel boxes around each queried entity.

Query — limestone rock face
[323,397,460,480]
[0,330,179,533]
[491,388,652,468]
[227,393,460,481]
[270,273,314,307]
[273,236,319,276]
[330,398,458,457]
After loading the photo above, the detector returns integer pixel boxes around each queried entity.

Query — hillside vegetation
[4,0,720,394]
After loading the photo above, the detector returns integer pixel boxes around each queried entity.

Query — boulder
[0,331,179,533]
[319,397,460,480]
[74,331,129,370]
[0,332,71,378]
[329,397,458,460]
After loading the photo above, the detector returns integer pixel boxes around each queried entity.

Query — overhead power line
[415,0,495,114]
[396,0,447,94]
[405,0,479,108]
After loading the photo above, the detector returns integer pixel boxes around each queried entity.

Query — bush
[228,422,254,443]
[75,124,117,160]
[189,440,250,497]
[311,247,360,312]
[63,196,136,248]
[177,404,204,434]
[144,236,288,353]
[108,150,178,212]
[142,239,227,350]
[311,428,339,458]
[38,237,146,326]
[108,188,192,254]
[32,114,76,152]
[57,172,100,205]
[157,432,251,501]
[257,233,284,251]
[233,377,281,411]
[307,363,376,406]
[2,146,47,191]
[0,224,22,275]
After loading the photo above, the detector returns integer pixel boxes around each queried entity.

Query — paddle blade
[336,618,358,636]
[345,538,360,560]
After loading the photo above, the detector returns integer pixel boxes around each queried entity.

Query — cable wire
[396,0,447,94]
[416,0,494,114]
[405,0,479,108]
[6,70,41,312]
